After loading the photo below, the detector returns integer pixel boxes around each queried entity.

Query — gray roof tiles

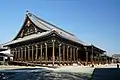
[4,31,51,46]
[27,13,90,46]
[4,12,90,46]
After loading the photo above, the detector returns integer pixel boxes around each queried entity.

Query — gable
[14,16,47,40]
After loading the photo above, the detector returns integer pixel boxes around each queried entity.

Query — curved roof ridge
[27,12,75,37]
[27,13,51,30]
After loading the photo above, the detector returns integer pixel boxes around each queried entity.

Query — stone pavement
[91,68,120,80]
[0,68,91,80]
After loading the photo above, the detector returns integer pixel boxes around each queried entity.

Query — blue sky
[0,0,119,55]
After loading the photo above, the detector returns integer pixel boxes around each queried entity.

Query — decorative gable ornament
[26,20,31,27]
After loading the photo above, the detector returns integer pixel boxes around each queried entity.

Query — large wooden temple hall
[4,11,110,66]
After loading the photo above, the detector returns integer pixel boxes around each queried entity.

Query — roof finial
[26,10,29,15]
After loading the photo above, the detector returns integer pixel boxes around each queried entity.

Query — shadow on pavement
[91,68,120,80]
[0,68,91,80]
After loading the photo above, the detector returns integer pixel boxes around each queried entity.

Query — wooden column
[16,48,18,61]
[21,47,23,62]
[70,47,72,64]
[17,48,19,61]
[24,46,26,61]
[63,45,65,62]
[14,48,17,61]
[67,46,69,63]
[45,43,48,64]
[73,47,75,62]
[27,46,30,61]
[52,40,55,66]
[32,45,34,62]
[59,44,61,65]
[35,45,38,62]
[84,47,88,65]
[18,48,20,61]
[76,48,79,62]
[40,44,42,64]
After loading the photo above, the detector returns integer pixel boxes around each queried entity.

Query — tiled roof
[27,12,90,46]
[4,12,90,46]
[4,31,51,46]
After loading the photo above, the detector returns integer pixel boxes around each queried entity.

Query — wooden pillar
[14,48,17,61]
[17,48,19,61]
[45,43,48,64]
[27,46,30,61]
[52,40,55,66]
[18,48,20,61]
[21,47,23,62]
[73,47,75,62]
[15,48,17,61]
[35,45,38,62]
[40,44,42,64]
[24,46,26,61]
[70,47,72,64]
[67,46,69,63]
[76,48,79,62]
[59,44,61,65]
[63,45,65,62]
[32,45,34,62]
[16,48,18,61]
[84,47,88,65]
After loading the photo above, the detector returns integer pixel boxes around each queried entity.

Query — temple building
[4,11,108,66]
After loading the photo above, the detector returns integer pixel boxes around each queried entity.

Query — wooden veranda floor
[8,61,78,67]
